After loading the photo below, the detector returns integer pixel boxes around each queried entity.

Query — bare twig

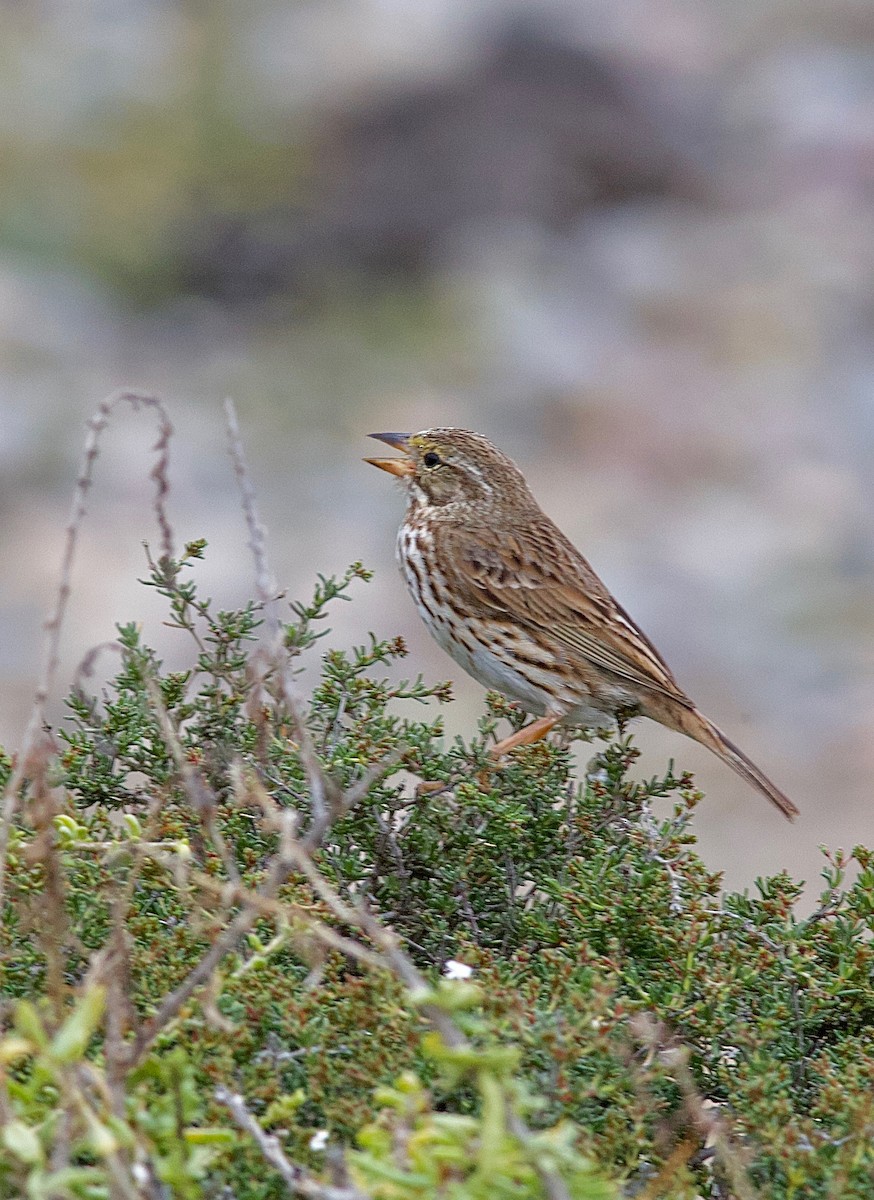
[224,398,280,640]
[22,734,72,1023]
[631,1014,760,1200]
[144,673,240,884]
[0,391,174,913]
[99,838,388,975]
[300,746,403,854]
[126,907,259,1069]
[31,391,173,750]
[223,399,346,848]
[215,1087,371,1199]
[118,772,400,1071]
[123,830,295,1070]
[637,803,685,916]
[71,640,124,698]
[280,836,579,1199]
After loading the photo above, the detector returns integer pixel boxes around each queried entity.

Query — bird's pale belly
[399,536,627,724]
[432,619,616,726]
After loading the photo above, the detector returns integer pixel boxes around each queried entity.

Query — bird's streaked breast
[397,521,609,718]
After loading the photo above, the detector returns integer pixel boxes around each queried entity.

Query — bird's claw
[415,778,449,798]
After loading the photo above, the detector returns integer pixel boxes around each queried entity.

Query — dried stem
[0,391,175,914]
[224,397,280,641]
[631,1014,759,1200]
[144,673,240,884]
[280,835,577,1198]
[223,398,344,849]
[215,1087,371,1199]
[89,837,388,975]
[124,832,292,1069]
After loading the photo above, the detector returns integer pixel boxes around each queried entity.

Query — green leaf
[49,988,106,1064]
[3,1119,43,1164]
[13,1002,49,1051]
[184,1126,236,1145]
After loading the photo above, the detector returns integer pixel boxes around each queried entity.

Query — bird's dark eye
[422,451,442,469]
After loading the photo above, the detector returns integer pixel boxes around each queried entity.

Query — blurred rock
[182,22,711,299]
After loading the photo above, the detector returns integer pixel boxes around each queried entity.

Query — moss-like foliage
[1,548,872,1199]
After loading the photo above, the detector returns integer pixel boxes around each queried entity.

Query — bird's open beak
[364,432,415,477]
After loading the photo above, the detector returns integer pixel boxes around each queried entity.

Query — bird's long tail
[671,706,799,821]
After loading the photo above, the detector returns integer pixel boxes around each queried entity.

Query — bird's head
[365,428,533,512]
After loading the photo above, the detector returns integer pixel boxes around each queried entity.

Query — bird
[365,428,798,820]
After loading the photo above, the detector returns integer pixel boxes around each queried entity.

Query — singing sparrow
[366,428,797,820]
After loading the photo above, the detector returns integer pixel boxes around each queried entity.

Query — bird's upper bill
[364,432,416,477]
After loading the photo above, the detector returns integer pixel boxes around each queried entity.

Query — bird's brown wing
[439,517,692,705]
[434,517,798,820]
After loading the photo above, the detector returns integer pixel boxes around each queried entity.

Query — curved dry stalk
[0,391,175,913]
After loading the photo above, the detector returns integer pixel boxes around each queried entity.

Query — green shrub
[2,409,873,1198]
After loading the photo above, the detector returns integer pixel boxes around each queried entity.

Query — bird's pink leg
[414,715,560,797]
[489,715,560,759]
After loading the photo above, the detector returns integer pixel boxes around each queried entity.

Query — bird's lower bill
[365,456,415,477]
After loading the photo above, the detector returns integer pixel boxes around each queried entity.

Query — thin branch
[637,802,685,916]
[144,673,240,884]
[631,1014,760,1200]
[223,399,343,847]
[300,746,403,854]
[118,778,401,1071]
[98,838,388,974]
[123,826,297,1070]
[224,397,280,641]
[280,835,580,1199]
[215,1087,371,1200]
[71,640,124,698]
[0,391,174,914]
[126,907,258,1069]
[32,390,173,747]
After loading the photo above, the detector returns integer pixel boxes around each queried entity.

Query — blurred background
[2,0,873,893]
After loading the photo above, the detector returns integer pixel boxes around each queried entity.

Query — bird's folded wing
[442,522,690,704]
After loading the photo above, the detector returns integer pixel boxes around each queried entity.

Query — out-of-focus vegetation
[0,7,697,300]
[0,2,300,299]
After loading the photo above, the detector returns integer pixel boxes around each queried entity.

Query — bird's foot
[472,715,562,789]
[488,715,560,759]
[414,778,449,798]
[414,715,561,796]
[613,704,640,737]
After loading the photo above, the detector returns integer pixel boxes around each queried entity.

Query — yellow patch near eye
[411,437,445,456]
